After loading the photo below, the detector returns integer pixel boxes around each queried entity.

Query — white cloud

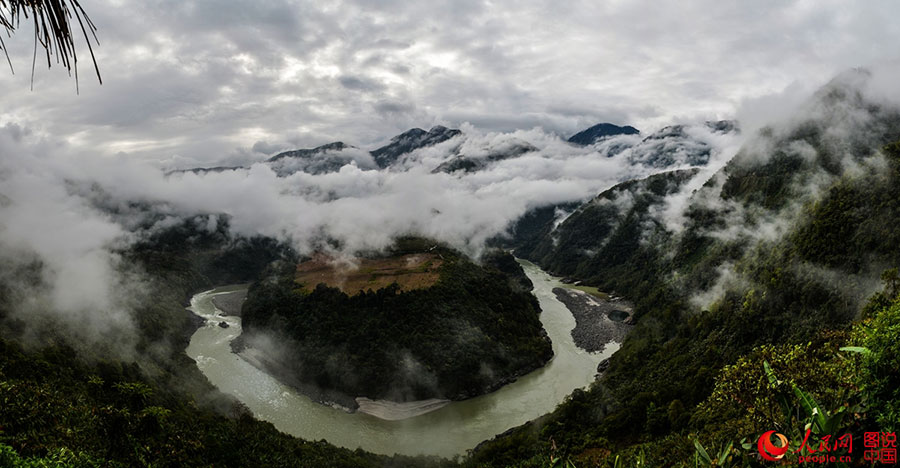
[1,1,898,166]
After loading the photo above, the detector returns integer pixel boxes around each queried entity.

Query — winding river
[185,260,619,458]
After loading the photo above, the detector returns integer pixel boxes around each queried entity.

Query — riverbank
[552,287,632,352]
[211,289,248,316]
[186,262,611,457]
[233,336,361,411]
[356,397,450,421]
[231,326,553,417]
[233,248,555,417]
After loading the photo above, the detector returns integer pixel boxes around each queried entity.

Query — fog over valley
[0,112,743,348]
[2,2,900,466]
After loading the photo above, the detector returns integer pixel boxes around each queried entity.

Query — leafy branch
[0,0,101,88]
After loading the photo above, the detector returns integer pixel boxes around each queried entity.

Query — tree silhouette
[0,0,100,87]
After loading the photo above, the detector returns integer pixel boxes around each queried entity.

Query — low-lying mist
[5,64,899,357]
[0,113,738,353]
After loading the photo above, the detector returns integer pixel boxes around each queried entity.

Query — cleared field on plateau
[295,253,443,295]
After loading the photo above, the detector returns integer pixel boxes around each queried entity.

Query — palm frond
[0,0,101,87]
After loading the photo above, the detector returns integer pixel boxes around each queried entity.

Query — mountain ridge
[469,66,900,467]
[567,122,640,145]
[175,119,734,177]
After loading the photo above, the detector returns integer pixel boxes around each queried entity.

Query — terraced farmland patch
[295,253,443,295]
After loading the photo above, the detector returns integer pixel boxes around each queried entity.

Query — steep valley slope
[469,68,900,467]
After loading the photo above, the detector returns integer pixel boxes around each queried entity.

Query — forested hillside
[470,69,900,466]
[0,336,452,468]
[240,238,553,404]
[515,168,700,290]
[0,219,451,467]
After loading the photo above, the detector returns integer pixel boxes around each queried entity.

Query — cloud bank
[0,109,741,351]
[1,1,898,167]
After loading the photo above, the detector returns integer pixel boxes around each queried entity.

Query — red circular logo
[758,430,789,461]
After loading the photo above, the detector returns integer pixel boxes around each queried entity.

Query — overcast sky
[1,0,899,167]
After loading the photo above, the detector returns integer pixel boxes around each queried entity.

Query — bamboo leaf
[693,439,712,464]
[793,384,827,433]
[717,440,733,464]
[839,346,871,355]
[763,360,780,387]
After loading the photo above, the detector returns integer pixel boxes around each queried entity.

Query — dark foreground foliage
[0,336,452,468]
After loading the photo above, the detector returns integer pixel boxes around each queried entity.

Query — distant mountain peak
[371,125,463,168]
[568,123,640,146]
[433,139,538,174]
[267,141,351,162]
[393,128,427,139]
[318,141,349,151]
[705,120,739,134]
